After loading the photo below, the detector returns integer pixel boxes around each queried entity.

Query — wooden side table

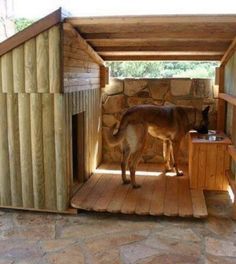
[189,131,231,191]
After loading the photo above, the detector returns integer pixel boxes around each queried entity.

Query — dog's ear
[202,106,210,116]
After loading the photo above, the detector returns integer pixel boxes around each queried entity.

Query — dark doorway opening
[72,112,85,185]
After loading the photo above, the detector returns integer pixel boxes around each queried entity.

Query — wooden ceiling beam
[98,51,224,56]
[66,15,236,25]
[74,23,236,35]
[101,55,222,61]
[95,45,227,52]
[88,38,233,44]
[89,39,231,47]
[82,31,236,40]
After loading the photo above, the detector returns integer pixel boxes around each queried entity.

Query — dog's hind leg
[163,140,172,173]
[129,150,143,188]
[121,142,131,184]
[128,128,147,188]
[171,141,184,176]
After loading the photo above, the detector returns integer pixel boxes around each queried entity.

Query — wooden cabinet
[189,132,231,191]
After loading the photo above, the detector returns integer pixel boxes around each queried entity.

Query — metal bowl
[198,135,224,141]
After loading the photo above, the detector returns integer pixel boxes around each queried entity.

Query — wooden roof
[0,8,67,56]
[1,9,236,62]
[66,14,236,61]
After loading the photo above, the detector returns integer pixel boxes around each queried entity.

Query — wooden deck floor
[71,163,208,218]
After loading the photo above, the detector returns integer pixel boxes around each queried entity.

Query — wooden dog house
[0,8,236,217]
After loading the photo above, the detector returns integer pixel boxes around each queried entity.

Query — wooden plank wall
[63,28,102,193]
[0,25,68,211]
[224,51,236,181]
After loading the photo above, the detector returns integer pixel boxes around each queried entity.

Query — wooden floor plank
[81,174,112,210]
[71,163,208,218]
[93,175,120,212]
[191,189,208,218]
[71,173,102,208]
[136,176,155,215]
[149,175,166,215]
[145,163,164,172]
[164,176,178,216]
[107,183,130,213]
[178,176,193,217]
[121,176,144,214]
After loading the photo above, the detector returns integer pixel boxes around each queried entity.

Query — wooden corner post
[217,65,226,131]
[100,65,109,88]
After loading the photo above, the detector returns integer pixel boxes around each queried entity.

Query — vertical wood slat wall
[224,52,236,180]
[0,25,68,211]
[63,28,102,193]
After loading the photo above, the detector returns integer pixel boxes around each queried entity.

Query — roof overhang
[1,9,236,62]
[66,14,236,61]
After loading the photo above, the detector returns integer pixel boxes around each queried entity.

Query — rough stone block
[171,79,192,96]
[127,97,153,107]
[103,94,126,113]
[104,78,124,95]
[136,90,150,98]
[192,79,213,98]
[205,237,236,257]
[124,79,148,96]
[148,79,170,99]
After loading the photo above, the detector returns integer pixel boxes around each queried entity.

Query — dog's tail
[104,118,127,147]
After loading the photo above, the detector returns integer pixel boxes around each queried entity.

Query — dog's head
[194,106,210,134]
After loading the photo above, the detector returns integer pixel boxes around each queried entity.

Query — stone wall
[102,78,217,164]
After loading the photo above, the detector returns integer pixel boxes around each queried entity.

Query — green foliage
[106,61,219,79]
[15,18,34,32]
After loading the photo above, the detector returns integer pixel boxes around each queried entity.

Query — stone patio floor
[0,191,236,264]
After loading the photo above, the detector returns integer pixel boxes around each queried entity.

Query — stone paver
[0,190,235,264]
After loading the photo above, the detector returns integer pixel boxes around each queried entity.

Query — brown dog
[105,105,209,188]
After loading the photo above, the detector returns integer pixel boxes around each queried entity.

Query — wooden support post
[217,65,226,131]
[100,65,106,88]
[105,67,110,85]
